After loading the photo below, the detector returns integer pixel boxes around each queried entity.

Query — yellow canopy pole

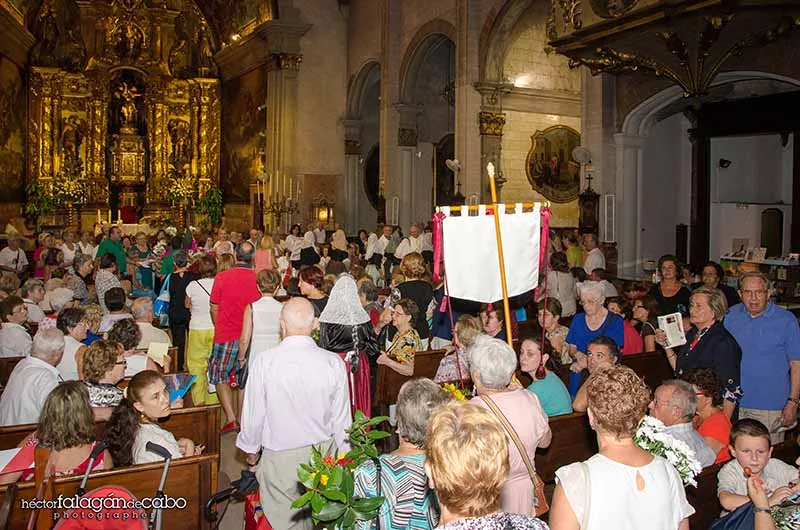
[487,162,514,349]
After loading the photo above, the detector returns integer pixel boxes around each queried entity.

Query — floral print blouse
[386,328,421,364]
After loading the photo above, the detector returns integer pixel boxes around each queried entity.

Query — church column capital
[479,111,506,136]
[394,103,422,147]
[214,19,311,80]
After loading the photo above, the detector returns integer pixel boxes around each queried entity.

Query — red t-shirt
[210,265,260,344]
[697,410,732,464]
[621,319,643,355]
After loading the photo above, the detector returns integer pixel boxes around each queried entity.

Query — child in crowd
[717,419,799,514]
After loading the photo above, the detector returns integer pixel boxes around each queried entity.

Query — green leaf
[367,430,391,440]
[351,496,385,513]
[311,492,325,513]
[330,465,344,488]
[354,410,367,423]
[341,469,355,499]
[315,501,346,522]
[291,491,313,509]
[366,416,390,425]
[340,507,357,529]
[365,445,378,458]
[320,488,348,503]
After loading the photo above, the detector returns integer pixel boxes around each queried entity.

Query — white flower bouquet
[634,416,703,487]
[165,226,178,237]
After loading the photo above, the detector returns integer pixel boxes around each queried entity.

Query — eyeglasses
[115,359,127,366]
[741,289,767,299]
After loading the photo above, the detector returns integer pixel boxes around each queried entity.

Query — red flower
[337,458,354,467]
[323,455,335,466]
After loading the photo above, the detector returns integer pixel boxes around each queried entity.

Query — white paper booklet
[658,312,687,349]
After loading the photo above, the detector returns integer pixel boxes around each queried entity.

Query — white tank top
[248,296,282,366]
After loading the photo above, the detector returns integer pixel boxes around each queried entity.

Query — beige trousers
[256,443,325,530]
[739,407,786,445]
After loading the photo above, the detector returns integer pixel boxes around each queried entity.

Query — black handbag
[709,502,756,530]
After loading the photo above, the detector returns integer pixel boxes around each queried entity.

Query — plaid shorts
[208,340,240,385]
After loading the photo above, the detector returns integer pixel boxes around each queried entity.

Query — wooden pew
[0,404,222,455]
[620,351,674,390]
[373,349,447,415]
[0,357,23,390]
[0,453,219,530]
[535,412,596,484]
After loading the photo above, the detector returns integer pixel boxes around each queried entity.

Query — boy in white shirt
[717,419,799,514]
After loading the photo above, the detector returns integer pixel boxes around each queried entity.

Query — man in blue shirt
[724,272,800,444]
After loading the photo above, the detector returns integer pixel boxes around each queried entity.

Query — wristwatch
[754,506,771,513]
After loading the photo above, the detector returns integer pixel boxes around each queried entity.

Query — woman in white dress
[285,224,304,269]
[549,365,695,530]
[239,269,283,369]
[105,370,202,466]
[60,229,80,268]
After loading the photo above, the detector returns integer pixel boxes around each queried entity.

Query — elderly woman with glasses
[377,298,422,377]
[565,281,624,397]
[470,336,552,516]
[657,285,742,418]
[0,295,32,357]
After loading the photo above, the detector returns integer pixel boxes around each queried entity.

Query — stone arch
[399,19,456,102]
[479,0,536,82]
[347,60,380,118]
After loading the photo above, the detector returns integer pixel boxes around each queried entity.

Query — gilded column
[193,78,220,194]
[27,70,43,185]
[475,82,511,202]
[147,78,169,204]
[87,75,110,204]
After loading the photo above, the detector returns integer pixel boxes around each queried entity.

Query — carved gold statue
[115,81,140,131]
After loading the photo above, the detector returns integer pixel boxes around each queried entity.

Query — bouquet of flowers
[292,411,390,529]
[165,226,178,237]
[52,175,86,204]
[165,172,197,204]
[441,382,472,401]
[633,416,703,486]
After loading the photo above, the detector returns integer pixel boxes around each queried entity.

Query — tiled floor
[215,430,246,530]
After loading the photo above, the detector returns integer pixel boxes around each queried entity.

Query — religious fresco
[525,125,581,204]
[590,0,638,18]
[0,56,25,203]
[220,68,266,203]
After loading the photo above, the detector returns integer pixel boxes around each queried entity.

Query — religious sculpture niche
[60,115,86,178]
[168,13,193,78]
[115,81,141,133]
[168,119,191,170]
[525,125,581,203]
[110,20,145,61]
[109,76,146,190]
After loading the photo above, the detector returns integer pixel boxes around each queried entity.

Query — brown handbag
[480,395,549,516]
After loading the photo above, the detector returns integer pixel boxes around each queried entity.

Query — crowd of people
[0,220,798,529]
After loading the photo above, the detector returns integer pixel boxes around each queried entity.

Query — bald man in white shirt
[237,297,351,530]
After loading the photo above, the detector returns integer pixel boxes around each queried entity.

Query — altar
[25,0,221,232]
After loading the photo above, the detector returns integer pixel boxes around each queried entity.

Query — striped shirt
[353,453,438,530]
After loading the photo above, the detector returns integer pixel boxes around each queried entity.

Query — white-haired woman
[470,336,552,516]
[354,378,450,529]
[565,281,624,397]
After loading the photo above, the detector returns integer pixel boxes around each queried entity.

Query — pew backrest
[0,404,222,454]
[535,412,596,484]
[0,357,23,390]
[620,351,674,390]
[373,349,447,411]
[0,453,219,530]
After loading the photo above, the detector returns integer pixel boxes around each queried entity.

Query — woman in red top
[0,381,112,485]
[684,367,732,464]
[605,297,644,355]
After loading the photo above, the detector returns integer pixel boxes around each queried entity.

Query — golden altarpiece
[27,0,221,229]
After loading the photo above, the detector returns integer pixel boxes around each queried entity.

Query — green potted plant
[292,411,390,529]
[196,187,223,229]
[24,181,54,232]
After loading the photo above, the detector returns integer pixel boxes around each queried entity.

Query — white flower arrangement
[634,416,703,487]
[165,226,178,237]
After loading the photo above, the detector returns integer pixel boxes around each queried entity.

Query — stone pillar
[215,18,311,231]
[380,0,403,217]
[394,103,421,229]
[455,0,484,202]
[343,118,361,232]
[614,133,647,276]
[478,110,507,200]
